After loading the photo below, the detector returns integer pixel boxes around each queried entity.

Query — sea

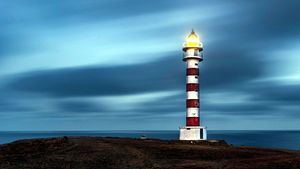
[0,130,300,150]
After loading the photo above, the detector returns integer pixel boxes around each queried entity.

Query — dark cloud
[203,102,275,114]
[134,92,185,115]
[200,81,300,118]
[250,82,300,103]
[0,91,36,113]
[246,1,300,41]
[7,52,184,96]
[201,46,264,90]
[0,99,33,113]
[56,100,107,113]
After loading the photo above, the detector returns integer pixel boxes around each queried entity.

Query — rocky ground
[0,137,300,169]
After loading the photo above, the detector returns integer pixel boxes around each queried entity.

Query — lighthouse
[179,30,207,140]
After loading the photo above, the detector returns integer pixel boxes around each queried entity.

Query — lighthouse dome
[183,30,202,49]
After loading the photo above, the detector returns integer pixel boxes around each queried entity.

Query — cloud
[7,52,183,96]
[55,100,107,113]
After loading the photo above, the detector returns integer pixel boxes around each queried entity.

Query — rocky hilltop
[0,137,300,169]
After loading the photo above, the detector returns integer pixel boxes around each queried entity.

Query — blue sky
[0,0,300,130]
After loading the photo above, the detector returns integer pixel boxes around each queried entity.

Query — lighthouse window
[200,129,203,139]
[195,76,198,79]
[195,63,198,66]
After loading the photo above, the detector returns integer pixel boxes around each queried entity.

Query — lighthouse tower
[179,30,207,140]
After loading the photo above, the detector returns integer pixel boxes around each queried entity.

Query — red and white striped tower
[179,30,207,140]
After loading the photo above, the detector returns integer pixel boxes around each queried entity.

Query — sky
[0,0,300,131]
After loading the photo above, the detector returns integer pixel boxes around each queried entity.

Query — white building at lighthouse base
[179,126,207,140]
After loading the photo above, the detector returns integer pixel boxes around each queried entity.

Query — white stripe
[187,91,198,99]
[187,75,198,84]
[187,108,199,117]
[187,59,199,68]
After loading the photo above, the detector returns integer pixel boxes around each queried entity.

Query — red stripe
[186,68,199,76]
[186,84,199,91]
[186,117,200,126]
[186,99,199,108]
